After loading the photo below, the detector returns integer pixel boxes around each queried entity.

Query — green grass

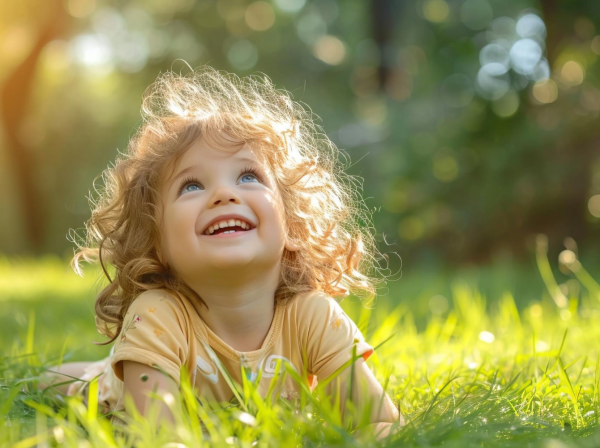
[2,239,600,447]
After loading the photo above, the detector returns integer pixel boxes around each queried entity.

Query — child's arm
[122,360,180,423]
[325,358,403,440]
[108,290,192,424]
[298,293,403,440]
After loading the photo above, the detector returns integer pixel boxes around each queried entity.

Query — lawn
[1,237,600,447]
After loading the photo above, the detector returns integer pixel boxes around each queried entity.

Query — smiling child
[44,66,401,438]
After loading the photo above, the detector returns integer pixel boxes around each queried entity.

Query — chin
[211,251,284,271]
[209,259,253,270]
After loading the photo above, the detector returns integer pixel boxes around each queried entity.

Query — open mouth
[202,219,256,236]
[208,226,251,236]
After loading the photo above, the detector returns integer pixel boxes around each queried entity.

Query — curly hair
[71,66,386,344]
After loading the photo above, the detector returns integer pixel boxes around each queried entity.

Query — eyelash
[176,166,264,196]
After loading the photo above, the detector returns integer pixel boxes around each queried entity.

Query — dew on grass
[236,411,257,426]
[53,426,65,444]
[163,392,175,405]
[479,331,495,343]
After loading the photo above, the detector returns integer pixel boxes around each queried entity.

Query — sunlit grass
[0,254,102,302]
[2,238,600,446]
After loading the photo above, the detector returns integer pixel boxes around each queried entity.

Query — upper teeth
[205,219,251,235]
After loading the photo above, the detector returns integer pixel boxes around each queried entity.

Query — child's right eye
[183,183,202,193]
[178,177,203,195]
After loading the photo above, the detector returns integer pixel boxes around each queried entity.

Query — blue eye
[178,177,203,196]
[183,183,202,193]
[239,165,264,184]
[176,167,263,197]
[240,174,259,183]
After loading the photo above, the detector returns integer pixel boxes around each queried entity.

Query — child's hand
[324,358,403,438]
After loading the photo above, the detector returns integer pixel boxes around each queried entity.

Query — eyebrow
[169,157,260,190]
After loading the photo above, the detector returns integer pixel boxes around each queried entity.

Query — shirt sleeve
[110,289,190,385]
[300,292,374,380]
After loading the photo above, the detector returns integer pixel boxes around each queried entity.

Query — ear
[285,235,301,252]
[155,243,168,268]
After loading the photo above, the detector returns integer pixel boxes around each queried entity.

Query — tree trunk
[0,0,66,251]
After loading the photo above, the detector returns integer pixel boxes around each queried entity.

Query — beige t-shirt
[101,289,373,411]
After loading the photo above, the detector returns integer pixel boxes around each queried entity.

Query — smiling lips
[204,219,253,236]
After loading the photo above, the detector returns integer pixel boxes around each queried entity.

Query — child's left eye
[240,174,259,183]
[239,165,263,184]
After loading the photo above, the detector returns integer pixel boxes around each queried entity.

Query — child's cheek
[173,204,200,238]
[163,203,199,265]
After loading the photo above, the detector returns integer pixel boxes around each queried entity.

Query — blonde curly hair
[71,66,386,344]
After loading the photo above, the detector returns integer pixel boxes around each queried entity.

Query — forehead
[178,132,261,165]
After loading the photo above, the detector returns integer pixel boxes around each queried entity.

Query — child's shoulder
[119,288,194,341]
[127,288,188,316]
[130,288,175,304]
[288,290,343,319]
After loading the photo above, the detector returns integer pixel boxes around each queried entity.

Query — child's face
[158,132,293,283]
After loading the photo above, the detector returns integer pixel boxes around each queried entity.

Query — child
[45,66,401,438]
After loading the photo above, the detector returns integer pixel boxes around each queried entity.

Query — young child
[46,66,400,437]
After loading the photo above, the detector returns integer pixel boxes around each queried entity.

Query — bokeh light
[70,34,113,69]
[398,216,425,241]
[588,195,600,218]
[558,249,577,266]
[560,61,584,86]
[532,79,558,103]
[429,295,449,315]
[474,12,549,115]
[433,155,459,182]
[41,40,71,72]
[477,66,510,100]
[492,89,519,117]
[384,188,409,214]
[114,33,148,73]
[488,16,517,42]
[516,14,546,39]
[296,11,327,45]
[479,331,495,343]
[1,25,35,67]
[67,0,97,18]
[422,0,450,23]
[312,35,345,65]
[509,39,542,75]
[591,36,600,55]
[274,0,306,14]
[479,44,510,74]
[245,2,276,31]
[226,39,259,70]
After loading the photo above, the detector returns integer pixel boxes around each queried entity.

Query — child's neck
[188,266,280,353]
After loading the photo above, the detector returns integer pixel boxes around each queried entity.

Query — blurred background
[1,0,599,311]
[4,4,600,439]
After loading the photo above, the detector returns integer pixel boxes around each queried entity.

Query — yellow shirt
[97,289,373,411]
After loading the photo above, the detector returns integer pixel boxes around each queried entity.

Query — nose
[209,185,242,206]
